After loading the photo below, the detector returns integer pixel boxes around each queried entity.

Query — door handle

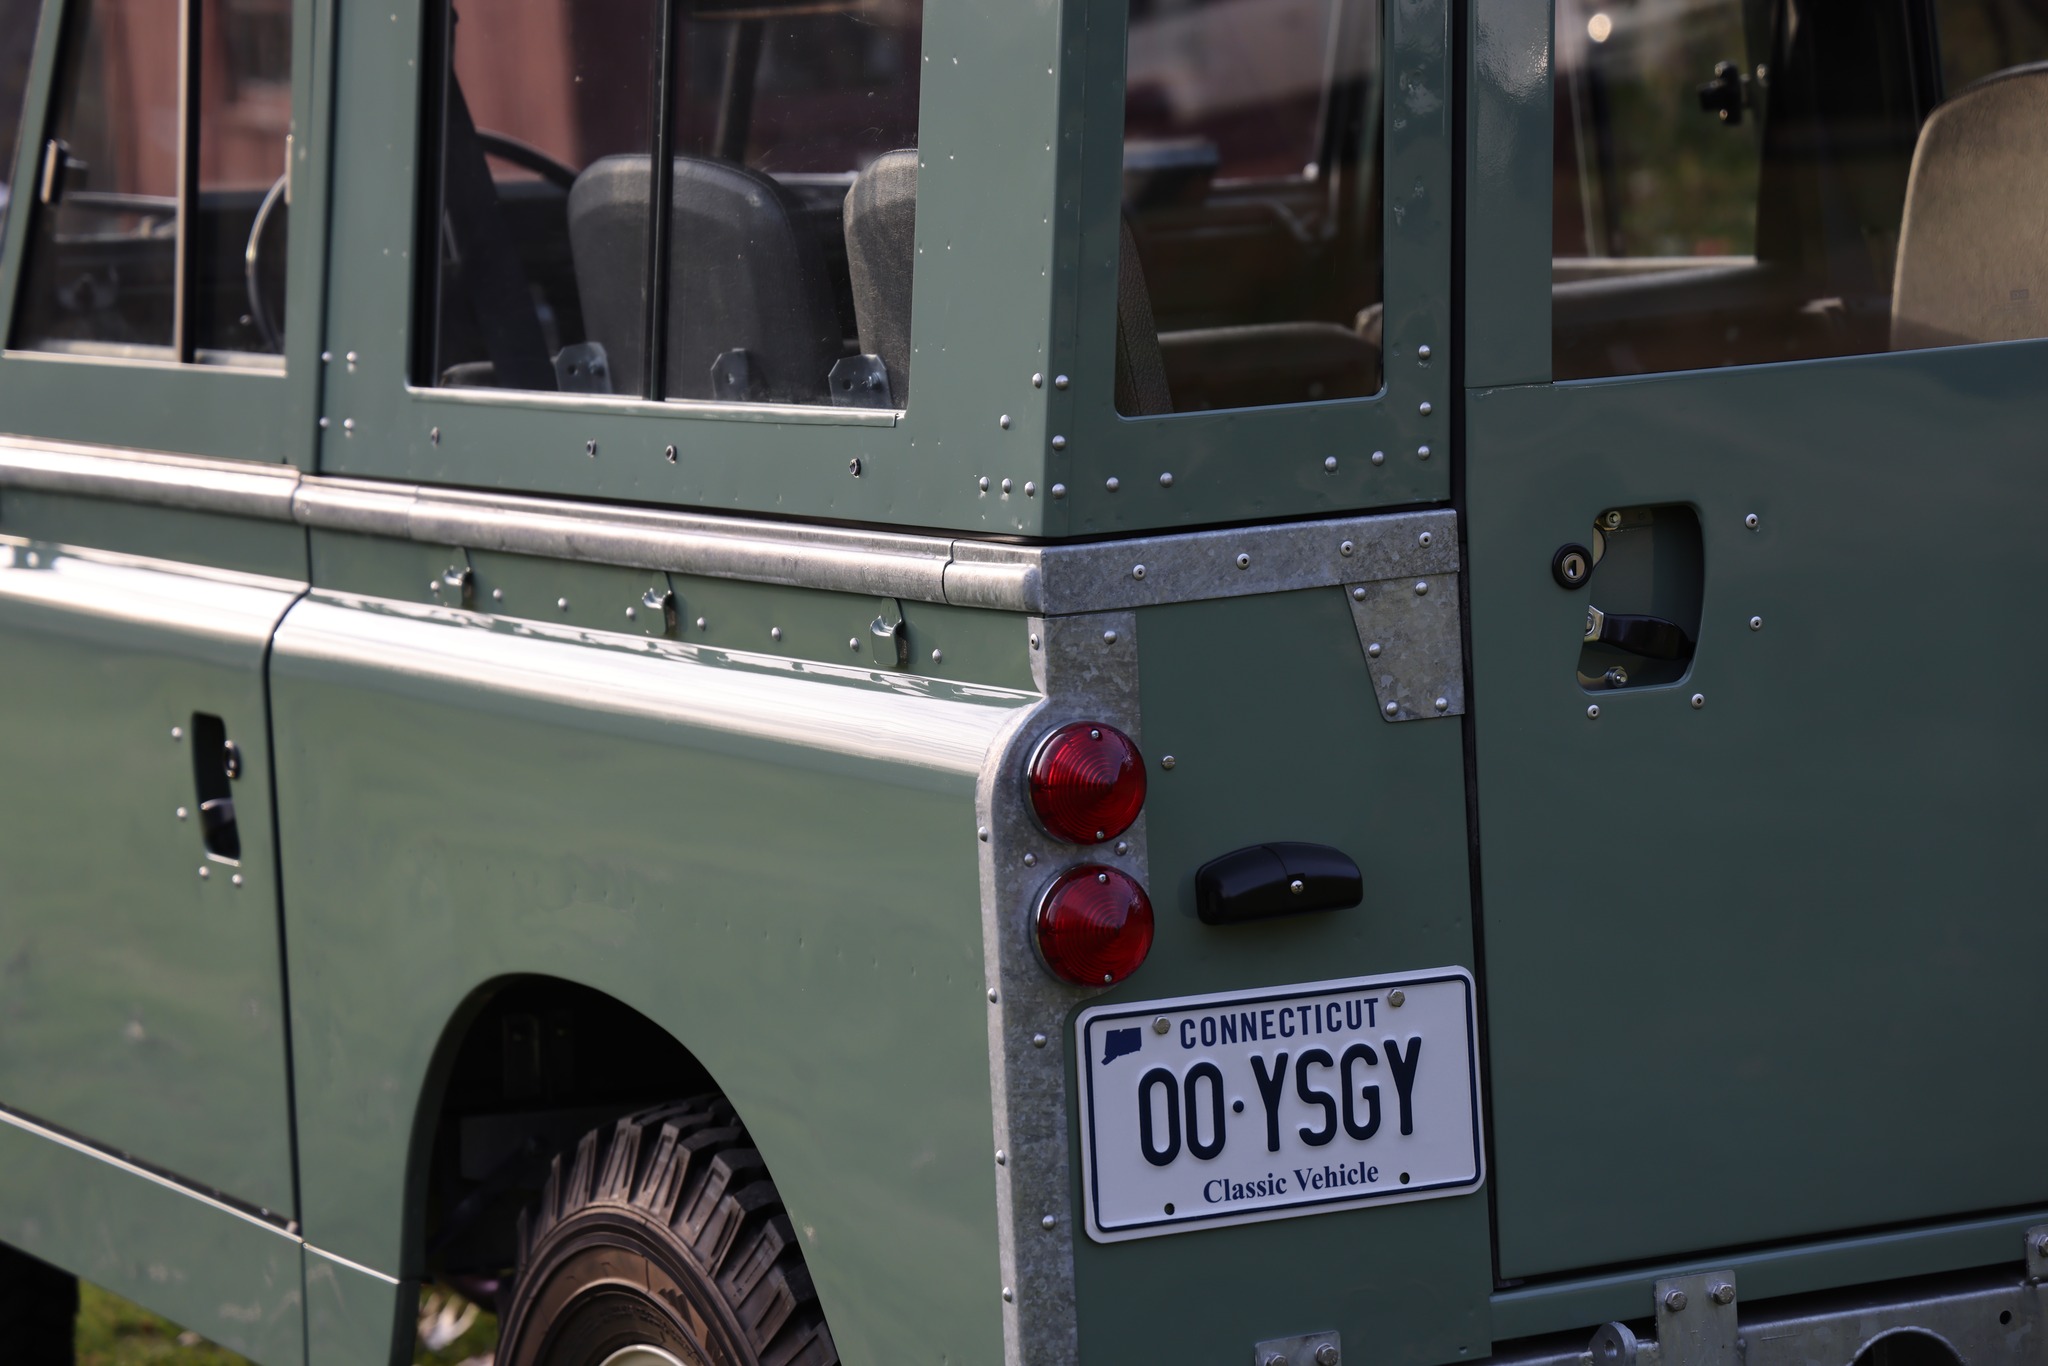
[189,712,242,861]
[1585,605,1693,660]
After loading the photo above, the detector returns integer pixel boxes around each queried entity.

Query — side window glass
[11,0,292,362]
[424,0,924,409]
[1553,0,2048,379]
[1116,0,1382,414]
[0,0,41,240]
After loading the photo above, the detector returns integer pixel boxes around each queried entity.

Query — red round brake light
[1035,865,1154,986]
[1027,721,1146,844]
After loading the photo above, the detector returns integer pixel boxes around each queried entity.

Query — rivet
[493,588,504,602]
[999,415,1011,430]
[320,350,331,363]
[342,418,355,433]
[345,350,358,368]
[1389,990,1405,1007]
[1371,450,1386,465]
[1001,478,1013,494]
[1664,1290,1688,1313]
[1419,401,1433,416]
[1749,615,1763,631]
[1032,372,1044,388]
[429,427,440,446]
[695,616,707,629]
[1419,531,1433,547]
[771,627,783,641]
[1435,697,1450,712]
[1002,1287,1014,1303]
[1415,580,1430,595]
[1023,853,1038,868]
[1096,872,1109,884]
[1385,701,1399,717]
[625,607,637,620]
[198,866,211,880]
[1417,444,1431,460]
[1289,879,1305,895]
[849,637,861,651]
[1102,630,1119,645]
[1160,755,1176,770]
[979,476,990,492]
[1417,343,1433,360]
[1340,540,1355,557]
[1367,642,1382,658]
[1353,587,1369,602]
[1115,841,1129,855]
[664,444,677,463]
[932,648,944,663]
[1745,513,1759,529]
[231,874,244,888]
[1030,634,1040,648]
[1159,472,1174,488]
[318,416,330,429]
[1032,1032,1048,1047]
[1236,553,1251,569]
[429,580,441,594]
[988,991,1000,1005]
[1587,704,1601,719]
[171,727,184,741]
[1132,564,1146,580]
[176,807,189,821]
[1025,482,1037,496]
[1051,483,1067,499]
[848,457,863,476]
[1105,477,1119,492]
[1153,1016,1171,1034]
[978,826,991,842]
[1709,1283,1735,1306]
[585,439,598,457]
[1691,693,1706,709]
[1054,374,1070,389]
[1324,456,1339,472]
[557,597,569,611]
[1041,1214,1057,1230]
[1051,435,1068,451]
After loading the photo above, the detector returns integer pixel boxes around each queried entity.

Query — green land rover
[2,0,2046,1363]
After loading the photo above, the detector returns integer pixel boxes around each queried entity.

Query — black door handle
[189,713,241,861]
[1585,606,1693,660]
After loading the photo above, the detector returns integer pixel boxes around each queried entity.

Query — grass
[75,1281,499,1366]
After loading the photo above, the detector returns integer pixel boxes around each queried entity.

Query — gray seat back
[569,154,842,402]
[1893,63,2048,351]
[843,149,918,404]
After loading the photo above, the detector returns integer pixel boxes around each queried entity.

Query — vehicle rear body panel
[1070,587,1489,1366]
[269,558,1030,1366]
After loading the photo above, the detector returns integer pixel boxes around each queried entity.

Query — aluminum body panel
[0,541,302,1217]
[270,591,1033,1366]
[0,1106,306,1366]
[1070,590,1490,1366]
[1466,345,2048,1278]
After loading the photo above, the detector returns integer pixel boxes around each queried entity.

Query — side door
[0,0,323,1231]
[1464,0,2048,1279]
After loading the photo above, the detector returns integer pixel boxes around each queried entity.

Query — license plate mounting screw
[1388,990,1406,1008]
[1153,1016,1171,1034]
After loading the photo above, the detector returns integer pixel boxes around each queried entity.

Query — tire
[496,1096,838,1366]
[0,1241,78,1366]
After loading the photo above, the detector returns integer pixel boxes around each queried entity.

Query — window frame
[1040,0,1453,535]
[0,0,332,468]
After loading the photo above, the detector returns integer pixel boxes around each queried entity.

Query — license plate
[1075,969,1484,1242]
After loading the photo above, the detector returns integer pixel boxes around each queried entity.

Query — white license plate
[1075,969,1484,1242]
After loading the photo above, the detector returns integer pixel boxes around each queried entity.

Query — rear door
[1465,0,2048,1278]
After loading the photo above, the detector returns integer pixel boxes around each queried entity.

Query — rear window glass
[423,0,925,409]
[1115,0,1383,415]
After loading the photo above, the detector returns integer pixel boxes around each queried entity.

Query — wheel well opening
[416,976,717,1294]
[1849,1328,1965,1366]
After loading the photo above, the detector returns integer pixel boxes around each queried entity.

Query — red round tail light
[1035,865,1154,986]
[1027,721,1146,844]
